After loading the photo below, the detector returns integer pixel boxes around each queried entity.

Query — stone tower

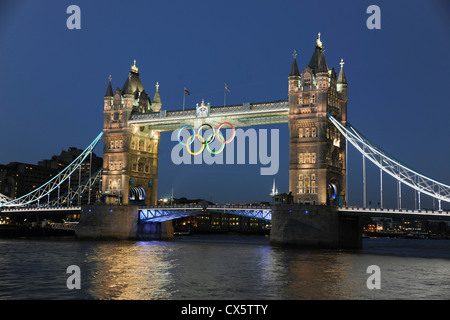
[102,60,161,205]
[288,33,348,205]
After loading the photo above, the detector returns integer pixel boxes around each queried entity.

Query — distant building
[0,147,102,205]
[168,197,270,234]
[0,162,57,199]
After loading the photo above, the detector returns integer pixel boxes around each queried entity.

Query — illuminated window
[305,128,310,138]
[299,174,303,180]
[299,153,304,164]
[312,153,317,163]
[304,94,310,104]
[305,153,311,164]
[299,128,303,138]
[312,127,316,137]
[298,181,303,194]
[305,176,311,193]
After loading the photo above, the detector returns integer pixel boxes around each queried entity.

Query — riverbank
[363,231,450,240]
[0,225,75,238]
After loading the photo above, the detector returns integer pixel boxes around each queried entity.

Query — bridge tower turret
[101,60,160,206]
[288,33,347,206]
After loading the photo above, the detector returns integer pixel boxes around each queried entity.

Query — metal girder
[139,206,273,222]
[39,169,102,207]
[0,193,12,204]
[0,132,103,208]
[328,113,450,204]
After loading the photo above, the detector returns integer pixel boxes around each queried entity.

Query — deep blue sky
[0,0,449,209]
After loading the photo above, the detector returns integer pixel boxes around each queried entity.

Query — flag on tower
[184,88,190,95]
[225,83,230,92]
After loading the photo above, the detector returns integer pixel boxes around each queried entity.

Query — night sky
[0,0,449,209]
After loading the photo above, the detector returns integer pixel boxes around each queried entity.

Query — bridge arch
[129,186,145,205]
[327,178,342,206]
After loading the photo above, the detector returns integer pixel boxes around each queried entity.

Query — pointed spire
[153,81,162,105]
[289,50,300,77]
[337,58,347,84]
[123,74,134,95]
[308,33,328,74]
[104,75,113,97]
[131,59,138,73]
[316,32,323,49]
[270,178,278,196]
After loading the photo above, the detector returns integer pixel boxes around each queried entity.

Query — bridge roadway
[0,206,82,213]
[138,204,273,222]
[1,204,450,221]
[128,100,289,130]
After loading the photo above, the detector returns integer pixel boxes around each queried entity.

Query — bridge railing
[139,204,273,210]
[1,206,81,212]
[340,206,449,214]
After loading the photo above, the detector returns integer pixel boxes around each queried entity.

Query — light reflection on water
[0,235,450,299]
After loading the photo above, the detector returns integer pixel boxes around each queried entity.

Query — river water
[0,235,449,300]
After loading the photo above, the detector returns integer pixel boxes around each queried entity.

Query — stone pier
[75,204,174,240]
[270,204,362,249]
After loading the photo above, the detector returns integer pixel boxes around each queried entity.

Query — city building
[0,147,102,205]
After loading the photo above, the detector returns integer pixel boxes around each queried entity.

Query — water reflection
[81,236,363,300]
[262,247,362,299]
[1,237,450,299]
[84,241,177,299]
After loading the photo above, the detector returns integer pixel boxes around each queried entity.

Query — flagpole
[224,85,226,108]
[183,88,186,111]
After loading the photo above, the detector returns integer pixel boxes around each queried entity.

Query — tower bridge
[1,34,450,247]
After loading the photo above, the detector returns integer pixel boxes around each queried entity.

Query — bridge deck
[339,206,450,220]
[128,100,289,130]
[138,204,273,222]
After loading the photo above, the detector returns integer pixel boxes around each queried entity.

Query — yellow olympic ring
[186,134,205,155]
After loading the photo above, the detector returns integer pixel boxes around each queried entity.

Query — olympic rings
[186,134,205,155]
[205,132,225,155]
[177,122,235,155]
[177,125,195,146]
[197,123,215,145]
[216,122,235,144]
